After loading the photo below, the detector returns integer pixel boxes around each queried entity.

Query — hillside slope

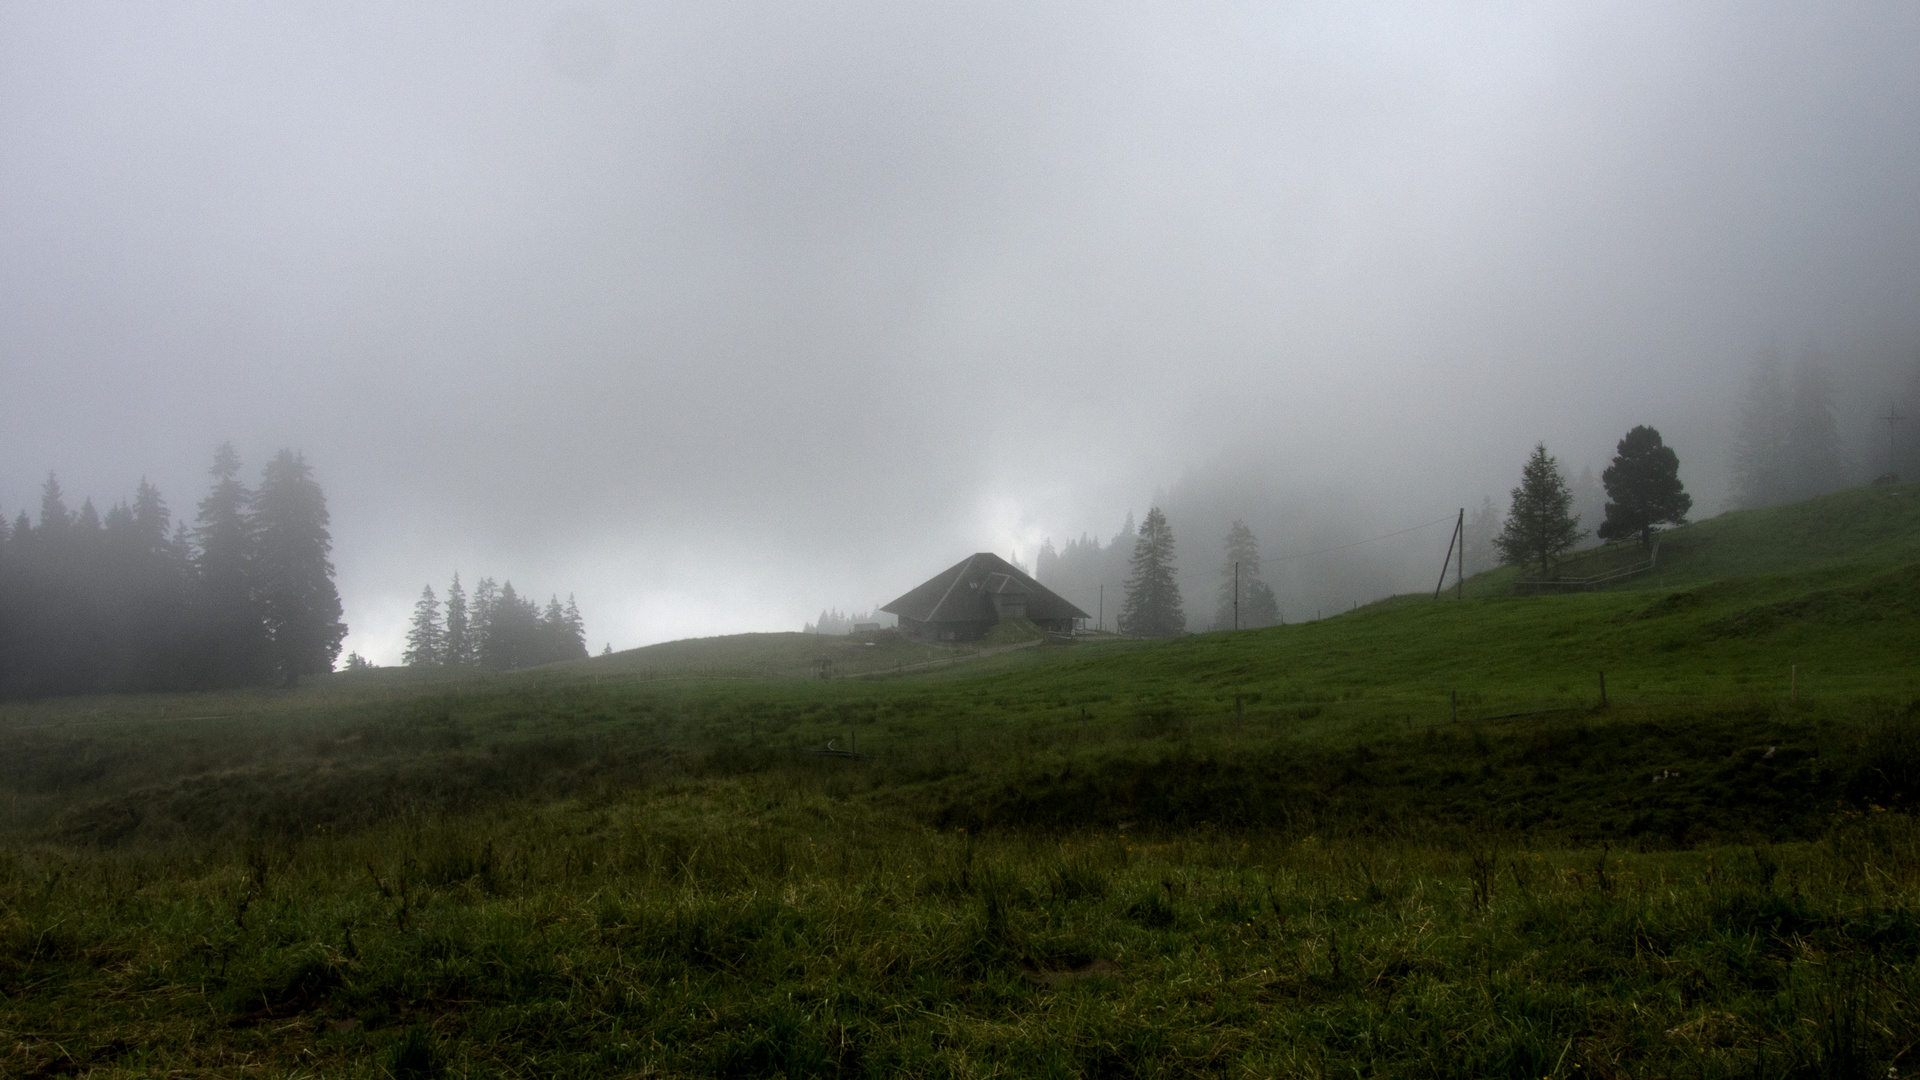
[1462,480,1920,596]
[5,481,1918,850]
[7,485,1919,1077]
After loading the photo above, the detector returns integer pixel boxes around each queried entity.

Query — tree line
[403,575,588,670]
[1036,511,1282,639]
[0,445,346,698]
[1043,422,1697,637]
[1732,346,1848,509]
[803,608,888,635]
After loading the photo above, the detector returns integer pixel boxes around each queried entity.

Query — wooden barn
[881,552,1090,642]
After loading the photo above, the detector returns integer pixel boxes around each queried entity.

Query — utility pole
[1098,584,1104,633]
[1433,508,1464,601]
[1233,561,1240,631]
[1456,508,1466,599]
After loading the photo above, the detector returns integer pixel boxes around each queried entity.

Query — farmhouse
[882,552,1090,641]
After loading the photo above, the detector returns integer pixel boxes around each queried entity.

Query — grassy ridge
[3,483,1919,1075]
[1463,480,1920,596]
[7,495,1920,848]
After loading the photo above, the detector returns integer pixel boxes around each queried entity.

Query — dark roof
[882,553,1090,624]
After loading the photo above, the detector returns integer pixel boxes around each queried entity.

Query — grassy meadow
[4,485,1920,1076]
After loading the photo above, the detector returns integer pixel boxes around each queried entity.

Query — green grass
[4,483,1920,1076]
[1463,480,1920,597]
[581,628,985,680]
[4,786,1916,1077]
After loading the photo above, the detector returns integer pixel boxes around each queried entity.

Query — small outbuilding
[881,552,1090,642]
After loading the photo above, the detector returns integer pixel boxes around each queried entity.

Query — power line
[1268,515,1457,563]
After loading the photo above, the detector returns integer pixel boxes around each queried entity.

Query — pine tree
[480,581,538,670]
[1786,357,1846,501]
[1119,507,1185,637]
[403,585,445,666]
[540,595,569,664]
[1213,520,1281,630]
[1494,444,1586,577]
[443,573,473,667]
[470,577,499,664]
[253,449,346,686]
[37,473,73,536]
[100,479,189,691]
[1598,426,1691,548]
[563,596,587,659]
[192,444,265,687]
[1733,348,1850,507]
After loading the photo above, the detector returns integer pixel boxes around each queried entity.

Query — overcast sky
[5,2,1920,661]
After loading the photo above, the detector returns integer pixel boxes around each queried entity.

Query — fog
[5,3,1920,661]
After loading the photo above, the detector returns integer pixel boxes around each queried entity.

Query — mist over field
[5,3,1920,661]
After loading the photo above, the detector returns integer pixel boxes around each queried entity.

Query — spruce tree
[1213,520,1281,630]
[252,449,347,686]
[470,577,498,662]
[1494,443,1586,577]
[192,444,265,686]
[1732,347,1845,508]
[443,573,473,667]
[1598,426,1691,548]
[403,585,445,666]
[479,581,532,670]
[37,473,73,536]
[1119,507,1185,637]
[1786,358,1846,500]
[540,595,569,664]
[563,596,588,659]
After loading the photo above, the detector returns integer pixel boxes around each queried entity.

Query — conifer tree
[563,595,588,659]
[1495,443,1586,577]
[1733,350,1787,508]
[1786,359,1846,500]
[37,473,73,536]
[192,444,265,686]
[253,449,346,685]
[403,585,444,666]
[102,479,189,691]
[1733,349,1849,507]
[1598,426,1691,548]
[541,595,569,662]
[1119,507,1185,637]
[470,577,498,663]
[478,581,521,670]
[443,573,473,667]
[1213,520,1281,630]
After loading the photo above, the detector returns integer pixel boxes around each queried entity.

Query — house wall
[898,616,997,642]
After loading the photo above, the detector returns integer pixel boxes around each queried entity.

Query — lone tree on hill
[1119,506,1185,637]
[1494,443,1586,577]
[1598,425,1691,548]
